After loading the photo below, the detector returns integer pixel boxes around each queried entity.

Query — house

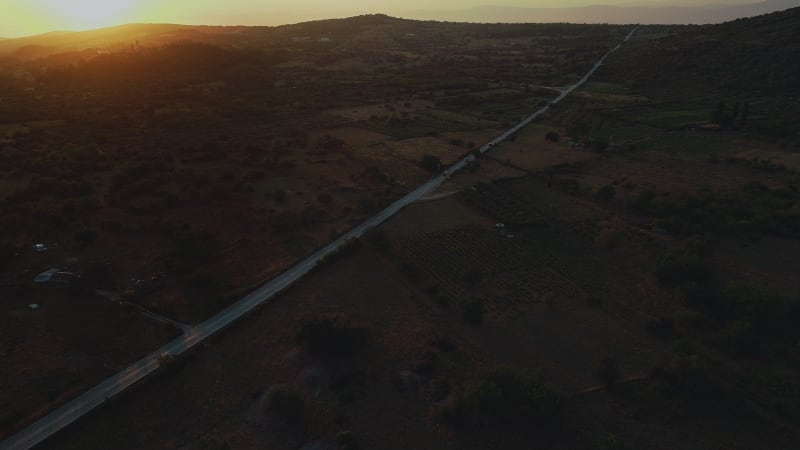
[34,268,74,285]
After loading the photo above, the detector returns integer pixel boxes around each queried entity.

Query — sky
[0,0,774,37]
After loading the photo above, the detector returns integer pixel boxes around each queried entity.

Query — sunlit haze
[0,0,783,37]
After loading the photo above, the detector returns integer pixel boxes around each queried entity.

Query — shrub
[77,261,116,291]
[74,228,99,246]
[675,282,719,312]
[183,272,222,301]
[586,295,604,308]
[197,435,230,450]
[645,317,675,337]
[400,261,422,280]
[596,433,627,450]
[654,250,711,286]
[722,320,761,358]
[0,240,18,268]
[335,431,362,450]
[461,268,483,286]
[461,298,486,326]
[594,356,621,386]
[364,228,390,253]
[649,355,720,408]
[594,184,616,201]
[593,229,620,250]
[296,316,368,357]
[263,384,304,424]
[430,378,452,401]
[438,367,565,427]
[420,154,442,173]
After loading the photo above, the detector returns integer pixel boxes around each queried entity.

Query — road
[0,25,638,450]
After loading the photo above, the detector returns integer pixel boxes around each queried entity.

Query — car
[495,223,506,229]
[464,155,475,163]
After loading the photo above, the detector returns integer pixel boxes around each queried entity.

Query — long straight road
[0,25,638,450]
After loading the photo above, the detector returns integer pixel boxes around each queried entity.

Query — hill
[0,23,272,59]
[605,6,800,96]
[404,0,800,25]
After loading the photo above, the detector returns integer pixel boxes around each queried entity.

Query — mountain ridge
[401,0,799,24]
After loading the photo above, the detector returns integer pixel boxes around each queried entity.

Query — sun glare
[34,0,138,30]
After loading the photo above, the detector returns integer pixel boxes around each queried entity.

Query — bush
[594,356,621,386]
[197,435,230,450]
[675,282,719,312]
[586,295,604,308]
[77,261,116,291]
[593,229,620,250]
[400,261,422,280]
[645,317,675,337]
[437,367,565,427]
[596,433,627,450]
[364,228,390,253]
[0,240,18,268]
[74,228,99,247]
[263,384,304,424]
[461,298,486,326]
[722,320,761,358]
[296,316,368,357]
[654,250,711,286]
[649,355,721,410]
[461,268,483,286]
[335,431,362,450]
[594,184,616,201]
[430,378,452,401]
[420,154,442,173]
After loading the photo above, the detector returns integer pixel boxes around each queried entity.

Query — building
[34,268,74,285]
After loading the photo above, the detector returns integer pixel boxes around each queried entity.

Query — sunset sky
[0,0,776,37]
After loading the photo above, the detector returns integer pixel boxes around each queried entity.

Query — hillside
[605,6,800,96]
[0,23,273,59]
[2,10,800,450]
[404,0,799,25]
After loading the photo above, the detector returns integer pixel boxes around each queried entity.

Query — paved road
[0,25,638,450]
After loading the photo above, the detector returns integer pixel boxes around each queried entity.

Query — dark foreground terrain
[3,7,800,449]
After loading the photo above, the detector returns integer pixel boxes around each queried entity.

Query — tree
[594,184,616,201]
[420,154,442,173]
[0,240,17,268]
[437,367,565,427]
[462,268,483,286]
[263,385,304,424]
[545,131,560,142]
[317,135,345,153]
[711,101,725,124]
[738,103,749,128]
[462,298,486,326]
[594,356,621,386]
[336,431,362,450]
[296,316,368,357]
